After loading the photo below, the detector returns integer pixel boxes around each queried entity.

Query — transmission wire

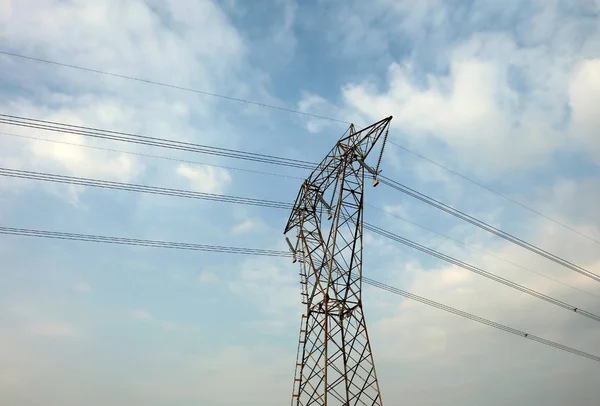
[0,114,316,170]
[1,113,594,283]
[0,50,349,125]
[0,168,293,210]
[366,204,600,301]
[3,48,594,243]
[362,222,600,324]
[0,226,292,257]
[378,176,600,283]
[0,131,304,180]
[362,277,600,363]
[1,224,598,363]
[5,165,598,324]
[388,140,600,245]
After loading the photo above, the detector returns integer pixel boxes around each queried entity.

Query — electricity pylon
[285,116,393,406]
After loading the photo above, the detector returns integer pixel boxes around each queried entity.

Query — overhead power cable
[0,168,294,210]
[366,204,600,301]
[363,222,600,324]
[0,114,316,170]
[0,50,350,125]
[2,224,598,363]
[0,226,292,257]
[0,132,304,180]
[388,140,600,245]
[362,277,600,363]
[14,132,590,300]
[2,49,592,244]
[2,114,591,282]
[6,165,596,324]
[3,131,591,290]
[10,132,590,299]
[1,133,583,292]
[378,176,600,283]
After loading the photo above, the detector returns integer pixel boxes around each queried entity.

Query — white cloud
[0,370,18,386]
[1,1,599,405]
[229,257,300,319]
[357,171,600,405]
[28,322,78,337]
[341,56,558,173]
[569,58,600,162]
[72,282,91,293]
[0,99,145,185]
[232,218,263,235]
[0,326,52,391]
[176,164,232,195]
[380,203,409,218]
[0,0,267,205]
[198,271,218,284]
[29,137,141,182]
[133,345,292,404]
[533,178,600,242]
[130,310,152,321]
[303,1,600,177]
[373,178,600,323]
[297,91,367,134]
[1,0,246,85]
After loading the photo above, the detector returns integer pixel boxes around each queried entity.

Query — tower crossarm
[284,116,392,236]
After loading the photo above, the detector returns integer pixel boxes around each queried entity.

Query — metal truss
[285,116,393,406]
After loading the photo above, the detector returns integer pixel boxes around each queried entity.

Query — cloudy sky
[1,0,599,405]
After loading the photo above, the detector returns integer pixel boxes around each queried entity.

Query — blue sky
[1,0,599,405]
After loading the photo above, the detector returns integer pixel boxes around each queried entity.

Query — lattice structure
[284,117,392,406]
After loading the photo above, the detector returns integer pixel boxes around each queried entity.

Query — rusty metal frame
[285,116,392,406]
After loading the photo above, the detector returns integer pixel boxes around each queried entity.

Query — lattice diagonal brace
[284,116,393,406]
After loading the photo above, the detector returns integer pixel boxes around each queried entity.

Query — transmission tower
[284,116,393,406]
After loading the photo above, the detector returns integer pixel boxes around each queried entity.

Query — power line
[3,48,594,245]
[0,226,292,257]
[366,204,600,301]
[362,277,600,363]
[3,128,591,297]
[14,122,590,301]
[7,165,597,324]
[388,140,600,245]
[28,127,590,300]
[0,114,317,170]
[363,222,600,324]
[3,113,593,283]
[0,50,350,125]
[0,131,304,180]
[0,168,294,210]
[378,176,600,283]
[2,224,598,363]
[5,45,588,244]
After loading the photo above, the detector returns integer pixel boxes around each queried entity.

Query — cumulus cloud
[370,176,600,331]
[341,51,562,174]
[229,257,300,320]
[232,218,264,235]
[28,322,79,338]
[198,271,218,284]
[1,0,599,405]
[175,164,232,195]
[72,282,91,293]
[132,345,292,405]
[0,99,146,191]
[355,165,600,404]
[302,1,600,178]
[130,310,152,321]
[0,0,267,204]
[569,58,600,162]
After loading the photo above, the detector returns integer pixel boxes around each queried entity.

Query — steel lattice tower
[284,116,393,406]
